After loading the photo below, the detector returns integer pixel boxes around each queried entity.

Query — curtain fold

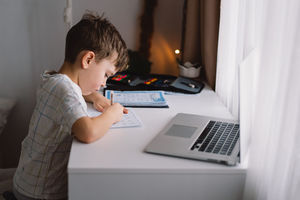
[243,1,300,199]
[183,0,220,89]
[216,0,300,200]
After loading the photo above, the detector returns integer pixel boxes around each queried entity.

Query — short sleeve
[53,78,88,131]
[59,92,88,130]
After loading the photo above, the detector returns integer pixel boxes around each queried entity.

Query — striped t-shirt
[13,72,88,199]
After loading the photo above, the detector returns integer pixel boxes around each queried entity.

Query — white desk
[68,86,247,200]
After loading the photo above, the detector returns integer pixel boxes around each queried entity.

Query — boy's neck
[59,61,79,85]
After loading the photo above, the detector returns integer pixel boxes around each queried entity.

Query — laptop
[144,113,240,166]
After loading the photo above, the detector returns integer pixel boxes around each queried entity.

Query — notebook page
[86,103,142,128]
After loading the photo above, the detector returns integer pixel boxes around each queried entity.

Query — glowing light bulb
[174,49,180,55]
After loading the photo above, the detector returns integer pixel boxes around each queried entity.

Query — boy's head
[65,12,128,70]
[64,12,129,95]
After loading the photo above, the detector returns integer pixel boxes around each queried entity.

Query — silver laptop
[144,113,240,165]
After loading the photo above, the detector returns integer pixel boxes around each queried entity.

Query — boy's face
[78,52,117,95]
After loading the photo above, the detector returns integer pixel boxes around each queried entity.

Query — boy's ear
[81,51,95,69]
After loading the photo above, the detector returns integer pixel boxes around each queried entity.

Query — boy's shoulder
[40,71,81,96]
[37,71,87,115]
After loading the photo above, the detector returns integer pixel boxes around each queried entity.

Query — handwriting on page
[86,103,142,128]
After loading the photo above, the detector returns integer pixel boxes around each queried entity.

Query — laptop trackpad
[165,124,197,138]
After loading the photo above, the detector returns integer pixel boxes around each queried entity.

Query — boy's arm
[83,92,110,112]
[83,91,128,114]
[72,103,124,143]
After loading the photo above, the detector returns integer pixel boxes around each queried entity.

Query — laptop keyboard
[190,121,239,155]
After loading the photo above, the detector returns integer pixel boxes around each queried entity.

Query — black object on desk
[106,73,204,94]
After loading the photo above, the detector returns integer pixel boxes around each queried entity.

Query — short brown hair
[64,12,128,71]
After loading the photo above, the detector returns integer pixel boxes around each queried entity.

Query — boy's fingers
[123,107,128,114]
[94,103,104,112]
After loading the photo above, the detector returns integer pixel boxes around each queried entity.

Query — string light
[174,49,180,55]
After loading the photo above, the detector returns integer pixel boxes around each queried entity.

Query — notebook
[105,90,168,108]
[144,113,240,165]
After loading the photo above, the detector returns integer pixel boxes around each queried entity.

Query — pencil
[110,92,114,105]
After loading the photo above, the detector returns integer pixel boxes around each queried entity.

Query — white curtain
[216,0,300,200]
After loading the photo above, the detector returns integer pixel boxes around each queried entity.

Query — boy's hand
[104,103,124,123]
[93,95,110,112]
[84,92,128,114]
[123,107,129,114]
[83,92,110,112]
[92,94,128,114]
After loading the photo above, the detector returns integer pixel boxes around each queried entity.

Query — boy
[13,13,128,200]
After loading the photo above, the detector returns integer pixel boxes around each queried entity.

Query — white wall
[73,0,142,50]
[0,0,66,167]
[0,0,182,167]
